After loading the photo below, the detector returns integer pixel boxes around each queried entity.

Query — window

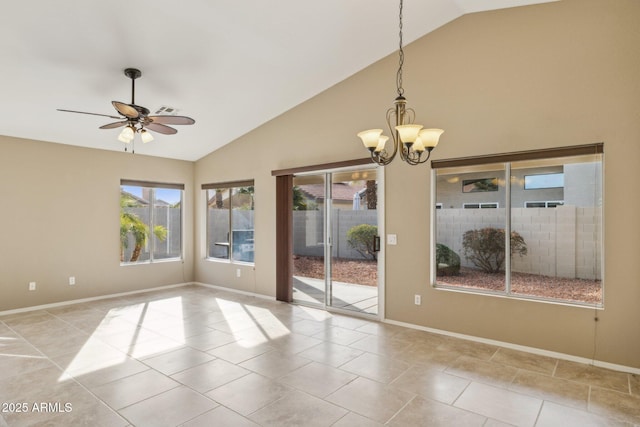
[524,201,564,208]
[120,180,183,264]
[463,202,499,209]
[433,144,603,306]
[203,180,255,263]
[524,172,564,189]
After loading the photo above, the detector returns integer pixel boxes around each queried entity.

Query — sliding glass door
[291,173,327,306]
[292,167,380,315]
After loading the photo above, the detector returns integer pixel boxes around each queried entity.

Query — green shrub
[436,243,461,276]
[346,224,378,260]
[462,227,527,273]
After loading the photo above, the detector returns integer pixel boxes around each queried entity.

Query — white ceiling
[0,0,556,161]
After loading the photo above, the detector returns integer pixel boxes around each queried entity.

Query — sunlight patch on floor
[59,297,187,381]
[217,298,291,345]
[0,353,47,359]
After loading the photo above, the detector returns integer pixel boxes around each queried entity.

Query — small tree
[436,243,461,276]
[120,195,168,262]
[346,224,378,260]
[292,186,318,211]
[462,227,527,273]
[365,180,377,210]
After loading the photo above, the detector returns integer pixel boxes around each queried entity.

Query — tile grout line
[532,399,546,427]
[385,394,417,425]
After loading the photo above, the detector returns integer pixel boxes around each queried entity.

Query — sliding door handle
[373,235,381,252]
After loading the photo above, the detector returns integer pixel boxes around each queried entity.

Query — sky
[122,185,181,204]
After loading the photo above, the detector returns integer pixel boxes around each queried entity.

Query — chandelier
[357,0,443,166]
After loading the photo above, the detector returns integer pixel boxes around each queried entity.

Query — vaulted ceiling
[0,0,556,161]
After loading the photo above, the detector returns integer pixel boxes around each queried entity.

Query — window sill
[120,257,183,267]
[431,283,603,310]
[205,257,255,267]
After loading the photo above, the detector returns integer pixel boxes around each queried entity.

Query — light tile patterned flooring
[0,285,638,426]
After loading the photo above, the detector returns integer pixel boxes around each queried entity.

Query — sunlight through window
[59,298,186,381]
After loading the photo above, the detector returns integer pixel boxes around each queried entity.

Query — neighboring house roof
[121,190,171,207]
[205,188,253,209]
[121,190,148,206]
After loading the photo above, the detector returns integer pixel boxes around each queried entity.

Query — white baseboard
[0,282,273,318]
[0,282,194,317]
[384,318,640,375]
[192,282,276,301]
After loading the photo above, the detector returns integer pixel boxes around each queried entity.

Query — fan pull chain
[124,139,135,154]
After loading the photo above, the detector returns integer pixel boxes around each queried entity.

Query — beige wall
[195,0,640,368]
[0,137,195,311]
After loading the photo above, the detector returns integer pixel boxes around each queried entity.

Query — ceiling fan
[57,68,195,150]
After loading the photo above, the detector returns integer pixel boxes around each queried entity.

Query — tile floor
[0,285,638,427]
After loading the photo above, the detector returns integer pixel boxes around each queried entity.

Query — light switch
[387,234,397,245]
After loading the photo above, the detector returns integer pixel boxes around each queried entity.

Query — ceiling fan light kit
[140,129,154,143]
[117,125,135,143]
[58,67,194,153]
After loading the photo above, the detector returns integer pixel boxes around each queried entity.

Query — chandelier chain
[396,0,404,97]
[357,0,443,167]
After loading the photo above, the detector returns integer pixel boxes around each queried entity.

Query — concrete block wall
[293,210,377,260]
[436,206,601,280]
[292,210,324,257]
[576,207,602,280]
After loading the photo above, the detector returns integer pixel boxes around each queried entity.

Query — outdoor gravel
[293,257,601,304]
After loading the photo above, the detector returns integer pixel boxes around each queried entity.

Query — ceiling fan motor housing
[124,68,142,80]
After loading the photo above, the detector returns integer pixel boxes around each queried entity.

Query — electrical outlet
[29,282,36,291]
[414,295,421,305]
[236,269,241,278]
[69,276,76,285]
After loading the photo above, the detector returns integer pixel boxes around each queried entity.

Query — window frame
[202,180,255,264]
[120,179,184,265]
[431,143,604,307]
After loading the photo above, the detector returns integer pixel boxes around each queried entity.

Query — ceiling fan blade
[99,121,129,130]
[112,101,139,119]
[147,115,195,125]
[57,109,122,120]
[145,122,177,135]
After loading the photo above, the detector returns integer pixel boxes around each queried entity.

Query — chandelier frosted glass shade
[414,128,444,152]
[357,129,385,151]
[376,135,389,153]
[395,124,423,145]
